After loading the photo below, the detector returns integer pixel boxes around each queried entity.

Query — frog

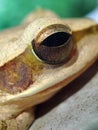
[0,9,98,130]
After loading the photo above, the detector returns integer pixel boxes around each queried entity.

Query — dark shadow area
[42,32,70,47]
[35,60,98,119]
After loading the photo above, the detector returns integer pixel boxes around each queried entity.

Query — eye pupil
[32,24,73,65]
[42,32,70,47]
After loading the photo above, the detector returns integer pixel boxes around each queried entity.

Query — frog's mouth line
[0,24,97,95]
[0,31,98,110]
[0,18,97,105]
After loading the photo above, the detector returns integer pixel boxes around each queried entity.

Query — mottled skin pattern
[0,55,32,94]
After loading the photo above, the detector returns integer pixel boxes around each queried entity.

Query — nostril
[42,32,71,47]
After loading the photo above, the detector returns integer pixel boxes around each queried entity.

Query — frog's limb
[0,107,35,130]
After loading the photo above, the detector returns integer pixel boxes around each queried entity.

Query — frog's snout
[32,23,74,65]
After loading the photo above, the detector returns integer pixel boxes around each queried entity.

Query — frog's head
[0,13,98,122]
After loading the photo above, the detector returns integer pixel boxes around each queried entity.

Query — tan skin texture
[0,10,98,130]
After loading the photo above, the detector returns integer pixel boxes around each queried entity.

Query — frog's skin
[0,10,98,130]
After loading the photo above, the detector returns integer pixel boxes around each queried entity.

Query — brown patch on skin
[0,46,45,94]
[0,58,33,94]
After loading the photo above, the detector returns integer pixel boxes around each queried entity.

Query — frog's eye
[32,24,73,65]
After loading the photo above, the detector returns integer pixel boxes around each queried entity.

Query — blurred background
[0,0,98,30]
